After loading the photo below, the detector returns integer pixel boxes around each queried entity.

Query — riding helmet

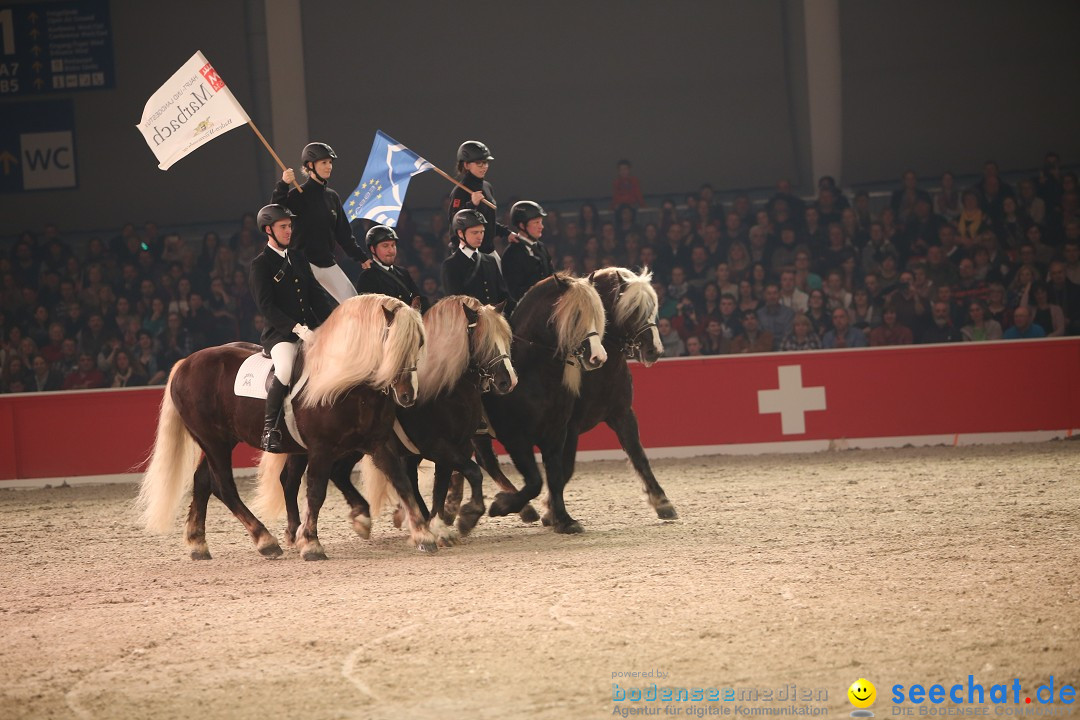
[301,142,337,167]
[510,200,547,229]
[257,204,296,233]
[452,209,488,235]
[366,224,399,249]
[457,140,494,164]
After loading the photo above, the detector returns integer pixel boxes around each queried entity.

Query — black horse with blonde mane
[137,294,430,560]
[476,267,677,522]
[481,273,609,534]
[253,295,517,547]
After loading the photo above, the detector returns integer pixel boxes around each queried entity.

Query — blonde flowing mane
[596,266,658,330]
[550,274,606,356]
[296,294,425,408]
[416,295,512,404]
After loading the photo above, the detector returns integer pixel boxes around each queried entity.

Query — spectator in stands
[778,269,808,312]
[998,196,1029,251]
[726,240,752,282]
[62,352,105,390]
[702,319,728,355]
[1007,265,1039,309]
[850,288,881,331]
[960,300,1003,342]
[657,317,685,358]
[806,289,832,339]
[985,283,1009,329]
[730,309,773,354]
[862,223,899,276]
[29,354,63,392]
[671,297,700,340]
[952,257,989,310]
[822,270,852,311]
[793,250,822,292]
[1017,179,1046,226]
[108,349,147,388]
[1062,241,1080,285]
[921,301,963,344]
[2,355,32,393]
[934,171,961,222]
[52,337,80,377]
[822,307,867,348]
[779,313,821,352]
[1002,304,1045,339]
[869,305,913,346]
[1046,260,1080,335]
[132,330,166,385]
[39,322,65,365]
[611,160,644,210]
[925,245,959,290]
[683,335,705,357]
[157,312,192,374]
[1027,283,1065,337]
[756,283,794,349]
[957,190,992,244]
[578,202,600,238]
[891,170,932,223]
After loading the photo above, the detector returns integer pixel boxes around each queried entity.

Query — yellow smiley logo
[848,678,877,709]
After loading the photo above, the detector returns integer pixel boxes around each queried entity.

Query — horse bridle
[466,318,510,393]
[617,321,659,360]
[511,329,600,368]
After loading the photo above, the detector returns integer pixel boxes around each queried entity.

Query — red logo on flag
[199,63,225,92]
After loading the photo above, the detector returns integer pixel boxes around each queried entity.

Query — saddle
[233,350,308,449]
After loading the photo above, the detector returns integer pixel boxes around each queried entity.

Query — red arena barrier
[1,338,1078,483]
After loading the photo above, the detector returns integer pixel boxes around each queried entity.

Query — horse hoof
[351,513,372,539]
[540,512,552,527]
[519,504,541,524]
[554,519,584,535]
[488,492,517,517]
[655,502,679,520]
[190,549,212,561]
[457,506,484,536]
[416,542,438,553]
[258,543,283,558]
[301,547,327,561]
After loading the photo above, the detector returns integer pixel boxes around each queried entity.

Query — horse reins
[466,318,510,392]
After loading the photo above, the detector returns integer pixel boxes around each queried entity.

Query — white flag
[135,51,251,170]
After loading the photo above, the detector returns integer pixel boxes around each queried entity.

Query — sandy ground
[1,441,1078,720]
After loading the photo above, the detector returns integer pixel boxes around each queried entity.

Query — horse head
[594,267,663,367]
[383,302,421,408]
[464,300,517,395]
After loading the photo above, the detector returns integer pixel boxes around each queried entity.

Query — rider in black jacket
[355,225,426,312]
[501,200,554,303]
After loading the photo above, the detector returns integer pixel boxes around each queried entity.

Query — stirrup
[262,427,285,453]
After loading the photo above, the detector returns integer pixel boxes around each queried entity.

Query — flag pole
[428,163,497,210]
[247,120,303,194]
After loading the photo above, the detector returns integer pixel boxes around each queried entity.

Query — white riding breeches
[310,262,358,305]
[270,341,298,384]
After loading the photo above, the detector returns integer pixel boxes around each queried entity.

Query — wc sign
[0,100,78,193]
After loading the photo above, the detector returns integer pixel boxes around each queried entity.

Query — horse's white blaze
[588,326,607,366]
[498,337,518,390]
[649,324,663,361]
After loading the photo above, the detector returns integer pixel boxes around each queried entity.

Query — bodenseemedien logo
[849,678,877,717]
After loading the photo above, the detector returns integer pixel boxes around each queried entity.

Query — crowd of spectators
[2,152,1079,393]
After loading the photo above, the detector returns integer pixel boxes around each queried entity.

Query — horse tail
[136,360,201,533]
[361,454,399,522]
[251,452,288,519]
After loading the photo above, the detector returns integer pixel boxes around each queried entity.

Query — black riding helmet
[457,140,494,164]
[510,200,547,230]
[366,224,398,249]
[301,142,336,182]
[452,209,487,237]
[257,204,296,243]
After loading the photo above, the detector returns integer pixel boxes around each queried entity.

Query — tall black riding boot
[262,378,288,453]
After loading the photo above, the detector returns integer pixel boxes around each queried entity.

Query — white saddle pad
[234,352,274,399]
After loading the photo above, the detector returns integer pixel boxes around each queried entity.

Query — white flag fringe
[135,51,251,171]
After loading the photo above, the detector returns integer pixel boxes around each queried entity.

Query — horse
[136,294,431,560]
[252,296,517,547]
[480,273,609,534]
[475,267,677,523]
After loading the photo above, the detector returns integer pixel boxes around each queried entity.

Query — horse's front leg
[297,455,333,561]
[282,455,307,546]
[609,409,677,520]
[473,435,540,524]
[329,452,372,539]
[456,459,487,536]
[539,434,582,535]
[429,462,459,547]
[373,445,437,553]
[487,442,544,518]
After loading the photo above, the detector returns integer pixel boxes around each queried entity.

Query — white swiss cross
[757,365,827,435]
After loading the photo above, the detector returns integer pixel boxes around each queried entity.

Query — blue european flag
[345,130,433,228]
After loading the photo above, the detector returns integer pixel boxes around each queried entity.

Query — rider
[442,209,511,309]
[272,142,370,305]
[249,204,335,453]
[447,140,510,256]
[501,200,554,304]
[355,225,426,312]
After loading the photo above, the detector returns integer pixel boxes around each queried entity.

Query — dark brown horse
[474,267,677,523]
[480,273,608,534]
[253,295,517,546]
[136,294,430,560]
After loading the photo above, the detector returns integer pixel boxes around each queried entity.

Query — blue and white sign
[0,0,114,97]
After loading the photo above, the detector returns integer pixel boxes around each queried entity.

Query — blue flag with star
[345,130,434,228]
